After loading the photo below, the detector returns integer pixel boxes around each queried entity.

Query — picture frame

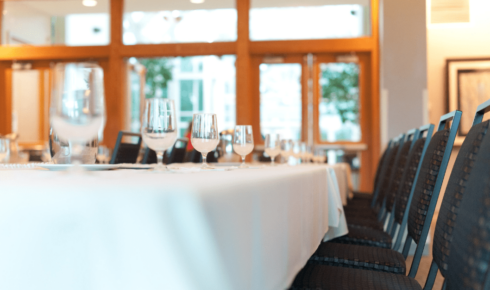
[447,58,490,144]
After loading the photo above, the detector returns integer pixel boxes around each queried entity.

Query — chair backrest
[385,131,417,214]
[371,137,403,208]
[422,100,490,290]
[392,124,434,247]
[372,140,394,191]
[432,120,490,278]
[110,131,142,164]
[403,110,461,278]
[445,126,490,290]
[167,138,188,164]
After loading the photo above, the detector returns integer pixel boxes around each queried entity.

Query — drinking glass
[97,145,111,164]
[0,138,10,163]
[50,63,105,166]
[280,139,293,164]
[233,125,254,168]
[191,113,219,169]
[141,98,178,170]
[264,134,281,165]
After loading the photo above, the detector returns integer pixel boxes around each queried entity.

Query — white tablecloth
[0,164,348,290]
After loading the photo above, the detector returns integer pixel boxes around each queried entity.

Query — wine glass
[280,139,294,164]
[233,125,254,168]
[50,63,105,166]
[264,134,281,166]
[191,113,219,169]
[0,138,10,163]
[141,98,178,171]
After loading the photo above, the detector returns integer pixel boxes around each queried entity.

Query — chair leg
[423,260,439,290]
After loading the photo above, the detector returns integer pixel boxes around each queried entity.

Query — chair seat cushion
[309,243,406,274]
[345,216,384,231]
[329,225,392,249]
[290,264,421,290]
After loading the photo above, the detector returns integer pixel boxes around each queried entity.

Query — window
[250,0,371,41]
[318,62,361,142]
[128,55,236,137]
[123,0,236,45]
[259,63,302,140]
[1,0,110,46]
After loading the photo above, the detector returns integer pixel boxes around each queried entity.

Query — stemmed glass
[233,125,254,168]
[50,63,105,166]
[191,113,219,169]
[141,98,178,171]
[264,134,281,166]
[0,138,10,163]
[280,139,293,164]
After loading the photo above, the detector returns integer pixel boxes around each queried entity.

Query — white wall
[380,0,427,145]
[12,70,40,143]
[427,0,490,125]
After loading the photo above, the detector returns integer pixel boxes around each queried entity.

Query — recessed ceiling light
[83,0,97,7]
[190,0,205,3]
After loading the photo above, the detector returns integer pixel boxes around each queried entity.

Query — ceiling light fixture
[83,0,97,7]
[190,0,205,3]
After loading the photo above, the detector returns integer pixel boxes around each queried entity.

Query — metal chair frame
[422,100,490,290]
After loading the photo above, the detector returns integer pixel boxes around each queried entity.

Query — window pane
[260,63,302,140]
[2,0,110,46]
[319,62,361,142]
[250,0,370,41]
[127,55,236,138]
[123,0,236,45]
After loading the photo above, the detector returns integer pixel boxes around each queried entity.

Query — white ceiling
[6,0,369,16]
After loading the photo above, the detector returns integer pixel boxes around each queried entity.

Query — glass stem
[202,152,208,167]
[242,156,246,166]
[271,157,275,165]
[156,151,164,169]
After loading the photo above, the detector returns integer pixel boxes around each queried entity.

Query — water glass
[141,98,178,170]
[191,113,219,169]
[50,63,105,166]
[264,134,281,165]
[233,125,254,168]
[280,139,293,164]
[97,145,111,164]
[0,138,10,163]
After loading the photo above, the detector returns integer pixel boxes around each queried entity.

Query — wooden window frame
[0,0,379,191]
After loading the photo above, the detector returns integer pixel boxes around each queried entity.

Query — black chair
[310,107,490,280]
[334,125,433,248]
[110,131,142,164]
[344,132,413,230]
[167,138,188,164]
[424,99,490,289]
[291,111,462,290]
[142,138,188,164]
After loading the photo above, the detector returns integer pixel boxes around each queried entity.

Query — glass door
[252,55,306,144]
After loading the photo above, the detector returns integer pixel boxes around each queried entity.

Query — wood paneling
[250,38,375,55]
[0,63,12,135]
[103,0,124,147]
[236,0,252,127]
[0,46,110,61]
[120,42,236,58]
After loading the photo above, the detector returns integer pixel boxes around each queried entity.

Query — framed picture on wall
[447,58,490,143]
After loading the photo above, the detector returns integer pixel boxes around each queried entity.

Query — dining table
[0,163,350,290]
